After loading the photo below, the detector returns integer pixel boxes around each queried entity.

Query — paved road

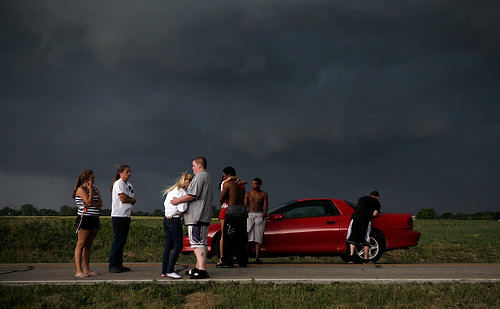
[0,263,498,285]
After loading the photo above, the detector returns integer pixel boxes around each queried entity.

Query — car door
[262,199,342,255]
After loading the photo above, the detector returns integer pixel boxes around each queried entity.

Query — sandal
[74,273,88,278]
[85,271,98,276]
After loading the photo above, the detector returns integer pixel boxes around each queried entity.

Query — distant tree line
[416,208,500,220]
[1,205,497,220]
[0,204,112,216]
[0,204,220,218]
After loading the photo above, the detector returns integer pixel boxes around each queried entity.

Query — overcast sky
[1,1,498,214]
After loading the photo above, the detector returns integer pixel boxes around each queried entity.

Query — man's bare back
[219,180,245,206]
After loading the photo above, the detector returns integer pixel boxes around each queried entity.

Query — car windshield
[268,200,296,214]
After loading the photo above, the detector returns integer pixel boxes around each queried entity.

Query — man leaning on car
[346,191,381,263]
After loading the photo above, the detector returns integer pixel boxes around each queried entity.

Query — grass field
[1,282,498,308]
[1,217,499,308]
[0,217,499,264]
[380,219,500,264]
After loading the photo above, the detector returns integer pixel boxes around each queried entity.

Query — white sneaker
[167,272,181,279]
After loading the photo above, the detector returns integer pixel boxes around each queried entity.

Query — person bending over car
[346,190,381,263]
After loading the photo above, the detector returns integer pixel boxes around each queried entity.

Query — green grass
[380,219,500,263]
[0,217,499,263]
[0,282,498,308]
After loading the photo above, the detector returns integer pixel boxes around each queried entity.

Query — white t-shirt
[220,179,229,209]
[164,187,188,217]
[111,178,134,217]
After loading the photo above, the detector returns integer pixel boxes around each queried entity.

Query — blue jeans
[109,217,131,268]
[162,217,183,274]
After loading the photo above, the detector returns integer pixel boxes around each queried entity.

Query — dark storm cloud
[0,1,498,213]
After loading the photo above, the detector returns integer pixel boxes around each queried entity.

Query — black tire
[350,230,386,263]
[339,253,352,263]
[208,232,221,259]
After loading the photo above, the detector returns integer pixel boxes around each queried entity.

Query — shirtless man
[217,166,247,268]
[245,178,268,264]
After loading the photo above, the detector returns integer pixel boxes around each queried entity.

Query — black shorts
[75,215,100,230]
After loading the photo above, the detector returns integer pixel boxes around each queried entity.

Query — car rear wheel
[339,253,351,263]
[208,232,221,259]
[343,230,386,263]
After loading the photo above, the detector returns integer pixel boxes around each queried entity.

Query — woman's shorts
[219,207,227,220]
[75,215,100,230]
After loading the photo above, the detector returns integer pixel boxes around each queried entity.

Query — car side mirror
[268,213,284,221]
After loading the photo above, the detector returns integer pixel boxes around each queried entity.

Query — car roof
[269,198,353,214]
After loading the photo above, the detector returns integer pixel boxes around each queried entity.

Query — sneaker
[119,266,131,272]
[108,266,123,273]
[190,270,209,279]
[186,268,198,275]
[161,274,167,277]
[167,272,181,279]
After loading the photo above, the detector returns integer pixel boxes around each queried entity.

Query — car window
[324,201,341,216]
[285,205,324,218]
[283,200,340,219]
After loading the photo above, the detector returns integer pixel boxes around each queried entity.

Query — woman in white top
[161,172,193,279]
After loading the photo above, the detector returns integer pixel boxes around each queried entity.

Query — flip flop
[74,273,88,278]
[85,271,98,276]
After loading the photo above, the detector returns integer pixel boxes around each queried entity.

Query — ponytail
[72,169,93,198]
[111,164,129,192]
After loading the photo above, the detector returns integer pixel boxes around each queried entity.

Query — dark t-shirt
[351,196,381,222]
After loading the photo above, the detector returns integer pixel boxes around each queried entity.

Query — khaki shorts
[247,212,266,244]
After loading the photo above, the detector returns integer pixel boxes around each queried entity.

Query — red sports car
[182,198,420,263]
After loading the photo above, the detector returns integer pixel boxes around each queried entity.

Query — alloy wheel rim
[356,236,379,259]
